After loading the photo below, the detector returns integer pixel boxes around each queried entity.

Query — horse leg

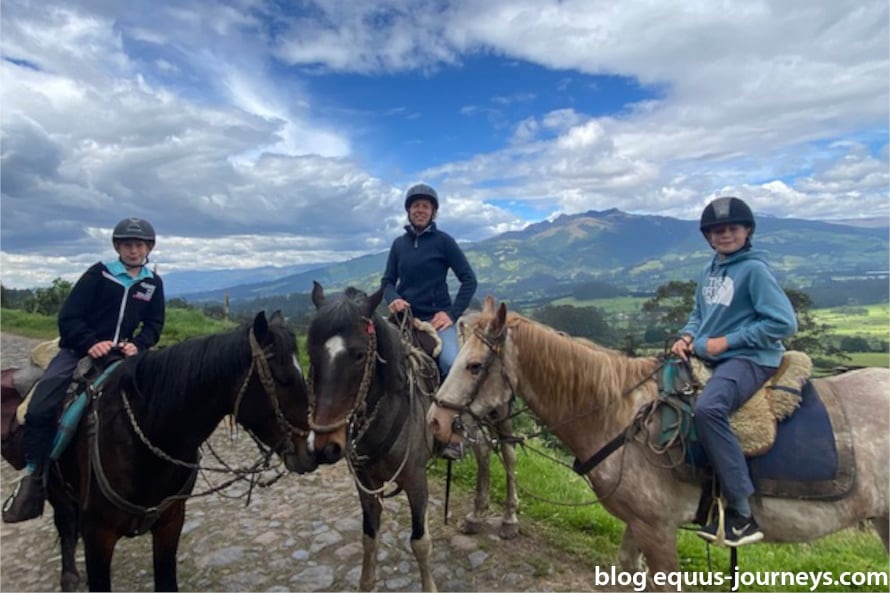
[460,440,491,535]
[406,481,437,592]
[151,502,186,591]
[358,492,382,592]
[81,520,119,592]
[872,516,890,552]
[617,525,644,572]
[498,435,519,540]
[49,494,81,592]
[626,521,679,591]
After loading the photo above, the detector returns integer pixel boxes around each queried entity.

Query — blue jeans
[436,325,459,378]
[693,357,776,509]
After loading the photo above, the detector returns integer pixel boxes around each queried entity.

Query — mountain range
[170,209,889,305]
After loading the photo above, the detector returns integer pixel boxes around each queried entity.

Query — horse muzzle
[426,404,465,446]
[310,426,348,465]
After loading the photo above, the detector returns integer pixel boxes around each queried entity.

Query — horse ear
[311,281,325,309]
[492,303,508,336]
[483,295,496,315]
[254,311,270,340]
[268,310,285,326]
[367,286,384,316]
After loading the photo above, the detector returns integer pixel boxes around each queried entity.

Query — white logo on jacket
[703,275,734,307]
[133,282,156,302]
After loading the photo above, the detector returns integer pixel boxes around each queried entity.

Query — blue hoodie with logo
[680,248,797,367]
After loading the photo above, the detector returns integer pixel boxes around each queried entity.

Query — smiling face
[408,198,436,229]
[706,223,751,255]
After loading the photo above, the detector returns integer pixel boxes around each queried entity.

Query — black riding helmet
[112,217,156,245]
[404,183,439,211]
[700,196,755,235]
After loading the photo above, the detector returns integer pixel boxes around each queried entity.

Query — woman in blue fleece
[670,196,797,547]
[382,183,477,378]
[3,218,165,523]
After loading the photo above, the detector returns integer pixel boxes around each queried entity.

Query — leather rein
[85,327,306,533]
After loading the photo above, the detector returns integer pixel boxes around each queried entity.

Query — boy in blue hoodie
[670,196,797,547]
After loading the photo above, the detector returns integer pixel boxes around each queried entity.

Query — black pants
[23,348,81,473]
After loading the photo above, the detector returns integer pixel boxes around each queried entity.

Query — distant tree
[531,304,616,345]
[783,288,844,358]
[27,278,73,316]
[640,280,696,342]
[839,336,872,352]
[167,297,192,309]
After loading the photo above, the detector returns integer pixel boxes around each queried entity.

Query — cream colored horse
[428,296,889,586]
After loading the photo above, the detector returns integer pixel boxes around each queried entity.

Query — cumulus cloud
[0,0,887,288]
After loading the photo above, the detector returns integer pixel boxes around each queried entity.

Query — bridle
[87,326,308,531]
[306,317,379,435]
[431,325,517,436]
[306,316,419,496]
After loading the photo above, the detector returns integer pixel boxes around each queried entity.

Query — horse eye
[352,350,366,363]
[466,362,482,375]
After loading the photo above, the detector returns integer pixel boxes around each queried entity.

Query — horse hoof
[60,571,79,592]
[458,516,484,535]
[499,521,520,540]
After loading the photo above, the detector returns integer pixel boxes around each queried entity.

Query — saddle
[1,342,124,470]
[650,351,855,504]
[388,313,442,359]
[690,351,812,456]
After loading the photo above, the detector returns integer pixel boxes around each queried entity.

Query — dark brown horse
[306,283,439,591]
[428,297,889,588]
[14,311,316,591]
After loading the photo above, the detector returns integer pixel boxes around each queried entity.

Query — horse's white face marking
[292,354,303,376]
[324,336,346,364]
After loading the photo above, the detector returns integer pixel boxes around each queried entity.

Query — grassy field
[430,439,889,592]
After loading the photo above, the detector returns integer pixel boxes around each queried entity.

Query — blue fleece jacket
[680,248,797,367]
[381,222,477,322]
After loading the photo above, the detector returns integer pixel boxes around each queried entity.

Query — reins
[86,326,304,524]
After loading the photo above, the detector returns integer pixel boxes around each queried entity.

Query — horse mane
[108,324,254,425]
[503,312,659,419]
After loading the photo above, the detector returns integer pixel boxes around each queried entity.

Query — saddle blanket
[685,379,855,500]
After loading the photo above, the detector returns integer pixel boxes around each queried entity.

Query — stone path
[0,333,606,592]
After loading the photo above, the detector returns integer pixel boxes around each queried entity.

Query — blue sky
[1,0,888,288]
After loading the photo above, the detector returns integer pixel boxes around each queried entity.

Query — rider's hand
[430,311,453,331]
[87,340,116,359]
[706,336,729,357]
[670,335,693,361]
[388,298,410,314]
[119,342,139,357]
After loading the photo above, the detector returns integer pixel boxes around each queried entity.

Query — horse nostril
[429,417,441,435]
[322,442,343,463]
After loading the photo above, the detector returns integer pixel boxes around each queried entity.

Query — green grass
[813,303,889,338]
[550,296,648,314]
[0,307,237,346]
[431,439,890,592]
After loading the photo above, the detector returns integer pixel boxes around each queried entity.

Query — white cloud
[1,0,887,289]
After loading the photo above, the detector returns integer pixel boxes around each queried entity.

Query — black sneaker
[697,508,763,546]
[2,473,46,523]
[724,509,763,547]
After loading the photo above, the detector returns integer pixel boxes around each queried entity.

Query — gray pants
[693,357,776,508]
